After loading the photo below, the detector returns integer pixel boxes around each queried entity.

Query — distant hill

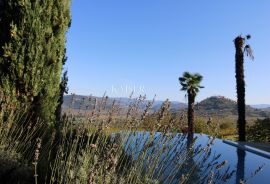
[152,100,187,112]
[250,104,270,109]
[63,95,134,110]
[262,107,270,113]
[62,95,187,112]
[63,95,270,118]
[195,96,270,118]
[195,96,237,116]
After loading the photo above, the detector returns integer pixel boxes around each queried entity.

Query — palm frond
[183,72,192,79]
[181,87,187,91]
[195,74,203,82]
[180,83,188,88]
[179,72,204,96]
[179,77,186,83]
[244,45,254,60]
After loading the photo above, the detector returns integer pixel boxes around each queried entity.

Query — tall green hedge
[0,0,71,125]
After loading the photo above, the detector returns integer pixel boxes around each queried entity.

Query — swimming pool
[121,132,269,184]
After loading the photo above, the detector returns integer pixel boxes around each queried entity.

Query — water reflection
[182,133,201,183]
[236,148,246,184]
[121,132,236,183]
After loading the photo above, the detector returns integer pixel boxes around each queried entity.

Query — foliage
[193,117,237,139]
[0,0,71,126]
[0,150,33,184]
[194,118,218,135]
[247,118,270,142]
[55,70,68,129]
[220,122,234,130]
[179,72,204,97]
[0,106,47,183]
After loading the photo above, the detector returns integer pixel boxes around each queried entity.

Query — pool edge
[223,140,270,159]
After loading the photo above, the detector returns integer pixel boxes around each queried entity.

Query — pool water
[121,132,269,184]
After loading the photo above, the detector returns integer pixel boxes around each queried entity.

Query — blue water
[121,132,269,184]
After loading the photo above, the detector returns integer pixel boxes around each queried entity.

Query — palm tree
[179,72,204,136]
[234,35,254,142]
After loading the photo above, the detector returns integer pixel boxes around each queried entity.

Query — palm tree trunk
[188,93,195,135]
[236,148,246,183]
[235,36,246,142]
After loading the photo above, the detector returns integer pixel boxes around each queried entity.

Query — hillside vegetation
[195,96,269,118]
[63,95,270,119]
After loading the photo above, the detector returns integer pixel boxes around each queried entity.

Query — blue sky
[66,0,270,104]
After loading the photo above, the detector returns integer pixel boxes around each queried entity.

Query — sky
[65,0,270,104]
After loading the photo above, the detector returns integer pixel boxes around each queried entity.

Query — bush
[247,118,270,142]
[0,151,33,184]
[194,118,219,136]
[219,122,234,130]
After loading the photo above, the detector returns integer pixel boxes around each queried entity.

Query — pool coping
[223,140,270,159]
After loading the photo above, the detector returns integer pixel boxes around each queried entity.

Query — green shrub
[194,118,219,136]
[247,118,270,142]
[219,122,234,130]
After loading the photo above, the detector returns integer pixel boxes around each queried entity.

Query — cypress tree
[0,0,71,126]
